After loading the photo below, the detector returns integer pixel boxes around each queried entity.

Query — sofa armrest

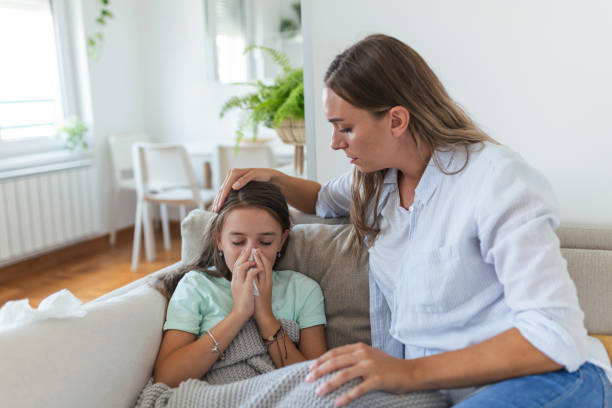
[0,284,167,408]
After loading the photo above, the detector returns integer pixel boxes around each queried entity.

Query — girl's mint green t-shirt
[163,270,326,338]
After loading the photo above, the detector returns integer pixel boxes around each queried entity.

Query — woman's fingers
[308,344,411,406]
[213,169,249,212]
[213,168,277,212]
[333,378,379,407]
[309,343,360,373]
[306,350,360,384]
[315,364,364,397]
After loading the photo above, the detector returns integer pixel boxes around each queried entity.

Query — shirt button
[408,205,414,212]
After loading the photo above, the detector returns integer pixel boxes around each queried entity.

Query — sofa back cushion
[562,248,612,334]
[275,223,371,349]
[558,225,612,334]
[180,210,370,349]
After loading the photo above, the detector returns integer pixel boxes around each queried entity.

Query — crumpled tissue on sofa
[0,288,87,331]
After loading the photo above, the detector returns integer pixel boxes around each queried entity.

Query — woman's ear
[389,106,410,138]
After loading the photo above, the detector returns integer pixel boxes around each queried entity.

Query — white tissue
[248,249,260,296]
[0,289,87,331]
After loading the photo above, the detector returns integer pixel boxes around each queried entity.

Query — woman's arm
[307,327,561,407]
[213,168,321,214]
[154,311,249,388]
[406,327,562,389]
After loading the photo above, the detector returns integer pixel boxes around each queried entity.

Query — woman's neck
[393,136,431,185]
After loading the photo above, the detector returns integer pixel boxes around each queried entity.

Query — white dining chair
[108,131,151,245]
[131,143,217,270]
[212,142,276,189]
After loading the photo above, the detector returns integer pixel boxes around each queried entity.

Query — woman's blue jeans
[454,363,612,407]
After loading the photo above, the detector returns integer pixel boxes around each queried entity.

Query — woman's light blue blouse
[315,142,612,383]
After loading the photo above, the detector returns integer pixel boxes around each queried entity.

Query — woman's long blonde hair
[324,34,494,255]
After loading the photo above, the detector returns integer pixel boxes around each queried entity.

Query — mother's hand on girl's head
[213,168,278,212]
[305,343,413,407]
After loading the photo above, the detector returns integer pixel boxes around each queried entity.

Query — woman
[213,34,612,407]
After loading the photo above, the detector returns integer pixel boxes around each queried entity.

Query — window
[204,0,303,83]
[0,0,74,157]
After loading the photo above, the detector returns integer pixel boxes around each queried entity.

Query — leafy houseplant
[219,46,305,147]
[87,0,114,59]
[56,117,89,152]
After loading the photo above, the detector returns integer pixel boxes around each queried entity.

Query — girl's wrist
[228,309,252,325]
[253,307,275,324]
[255,314,280,338]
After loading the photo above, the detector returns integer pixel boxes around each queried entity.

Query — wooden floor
[0,223,182,308]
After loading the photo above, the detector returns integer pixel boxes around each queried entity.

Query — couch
[1,210,611,408]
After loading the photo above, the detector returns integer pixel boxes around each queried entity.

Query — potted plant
[56,116,89,152]
[219,46,305,174]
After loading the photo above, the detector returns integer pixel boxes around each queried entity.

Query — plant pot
[274,118,306,176]
[274,118,305,146]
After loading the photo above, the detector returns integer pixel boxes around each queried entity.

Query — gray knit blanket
[134,319,448,408]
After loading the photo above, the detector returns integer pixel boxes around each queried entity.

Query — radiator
[0,164,101,266]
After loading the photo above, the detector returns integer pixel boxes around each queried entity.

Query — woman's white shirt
[315,142,612,384]
[367,184,411,312]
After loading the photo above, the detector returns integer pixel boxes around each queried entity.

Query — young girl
[152,181,327,388]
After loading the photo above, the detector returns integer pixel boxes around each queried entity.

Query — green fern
[219,46,304,144]
[243,45,292,73]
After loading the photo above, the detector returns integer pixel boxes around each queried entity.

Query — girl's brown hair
[324,33,494,254]
[153,181,291,300]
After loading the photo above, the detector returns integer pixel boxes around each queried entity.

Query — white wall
[77,0,266,231]
[75,0,299,233]
[134,0,250,147]
[303,0,612,226]
[79,0,145,231]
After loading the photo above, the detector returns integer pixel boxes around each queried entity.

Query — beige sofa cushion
[276,223,370,349]
[562,248,612,334]
[558,225,612,251]
[180,210,370,349]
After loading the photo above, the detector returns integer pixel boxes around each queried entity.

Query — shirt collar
[383,168,398,185]
[414,148,455,207]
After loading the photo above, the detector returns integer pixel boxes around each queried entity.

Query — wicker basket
[274,118,305,146]
[274,118,306,175]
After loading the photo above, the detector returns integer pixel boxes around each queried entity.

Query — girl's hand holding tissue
[230,247,259,321]
[251,248,275,324]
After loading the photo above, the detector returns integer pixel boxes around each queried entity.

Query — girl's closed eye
[231,240,272,246]
[339,127,351,133]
